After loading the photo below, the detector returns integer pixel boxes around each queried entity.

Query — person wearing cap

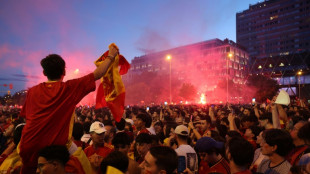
[195,137,230,174]
[84,121,113,174]
[174,125,198,174]
[18,45,118,173]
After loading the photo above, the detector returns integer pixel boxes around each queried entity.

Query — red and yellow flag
[94,44,130,122]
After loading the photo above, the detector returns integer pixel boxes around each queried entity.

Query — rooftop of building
[133,38,246,60]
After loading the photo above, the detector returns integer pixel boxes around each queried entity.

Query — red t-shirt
[234,170,252,174]
[19,73,96,169]
[206,157,231,174]
[137,128,151,135]
[84,145,113,159]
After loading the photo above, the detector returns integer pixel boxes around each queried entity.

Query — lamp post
[297,70,302,99]
[166,55,172,104]
[227,53,233,103]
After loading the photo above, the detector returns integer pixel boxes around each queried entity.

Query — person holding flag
[19,44,119,173]
[94,43,130,130]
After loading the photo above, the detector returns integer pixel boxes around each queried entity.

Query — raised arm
[93,45,118,80]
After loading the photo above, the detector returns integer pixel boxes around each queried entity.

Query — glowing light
[199,93,206,105]
[166,55,171,60]
[185,101,188,104]
[297,71,302,75]
[74,69,79,74]
[228,53,233,58]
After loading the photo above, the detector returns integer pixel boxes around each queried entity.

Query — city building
[237,0,310,99]
[237,0,310,59]
[123,38,249,103]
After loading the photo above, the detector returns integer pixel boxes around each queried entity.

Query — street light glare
[74,69,79,74]
[228,53,233,58]
[166,55,171,60]
[298,71,302,75]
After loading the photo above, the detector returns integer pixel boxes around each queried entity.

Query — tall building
[124,38,249,103]
[237,0,310,99]
[237,0,310,59]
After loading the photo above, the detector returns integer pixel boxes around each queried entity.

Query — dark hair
[226,130,242,139]
[210,130,225,143]
[41,54,65,80]
[38,145,70,167]
[263,129,294,157]
[259,113,272,123]
[248,125,262,140]
[13,124,24,145]
[149,146,178,174]
[227,137,254,167]
[154,121,164,128]
[136,133,152,144]
[115,118,126,131]
[72,122,84,140]
[100,151,129,173]
[297,122,310,142]
[216,124,228,139]
[165,122,178,138]
[83,122,91,134]
[112,132,131,146]
[136,113,152,127]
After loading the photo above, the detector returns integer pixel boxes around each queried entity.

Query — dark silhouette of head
[41,54,65,80]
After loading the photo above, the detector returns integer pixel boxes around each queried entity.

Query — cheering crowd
[0,44,309,174]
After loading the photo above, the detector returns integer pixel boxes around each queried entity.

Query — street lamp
[297,70,302,99]
[227,53,233,102]
[166,55,172,104]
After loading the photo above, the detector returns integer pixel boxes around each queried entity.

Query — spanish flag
[94,44,130,122]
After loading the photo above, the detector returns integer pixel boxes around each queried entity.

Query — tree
[246,74,279,103]
[179,83,197,101]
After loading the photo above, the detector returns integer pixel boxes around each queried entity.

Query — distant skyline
[0,0,259,94]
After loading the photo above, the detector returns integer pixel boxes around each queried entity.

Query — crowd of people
[1,101,310,174]
[0,44,309,174]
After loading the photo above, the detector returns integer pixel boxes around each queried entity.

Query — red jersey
[84,144,113,159]
[137,128,151,135]
[234,170,252,174]
[206,157,231,174]
[19,73,96,173]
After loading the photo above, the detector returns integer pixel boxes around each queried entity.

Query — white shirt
[175,144,198,173]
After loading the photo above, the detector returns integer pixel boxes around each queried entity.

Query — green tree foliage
[246,74,279,103]
[179,83,197,101]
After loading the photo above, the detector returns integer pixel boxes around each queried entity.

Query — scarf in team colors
[94,44,130,122]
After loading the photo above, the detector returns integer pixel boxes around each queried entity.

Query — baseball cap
[195,137,224,152]
[125,118,134,125]
[174,125,189,136]
[89,121,106,134]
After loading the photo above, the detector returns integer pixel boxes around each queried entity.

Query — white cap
[175,125,189,136]
[89,121,106,134]
[125,118,134,125]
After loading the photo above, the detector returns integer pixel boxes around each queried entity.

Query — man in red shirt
[19,45,118,173]
[195,137,230,174]
[84,121,113,173]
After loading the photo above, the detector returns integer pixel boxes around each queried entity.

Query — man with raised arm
[19,44,118,173]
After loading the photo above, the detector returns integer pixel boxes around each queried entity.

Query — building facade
[237,0,310,59]
[237,0,310,99]
[124,39,249,103]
